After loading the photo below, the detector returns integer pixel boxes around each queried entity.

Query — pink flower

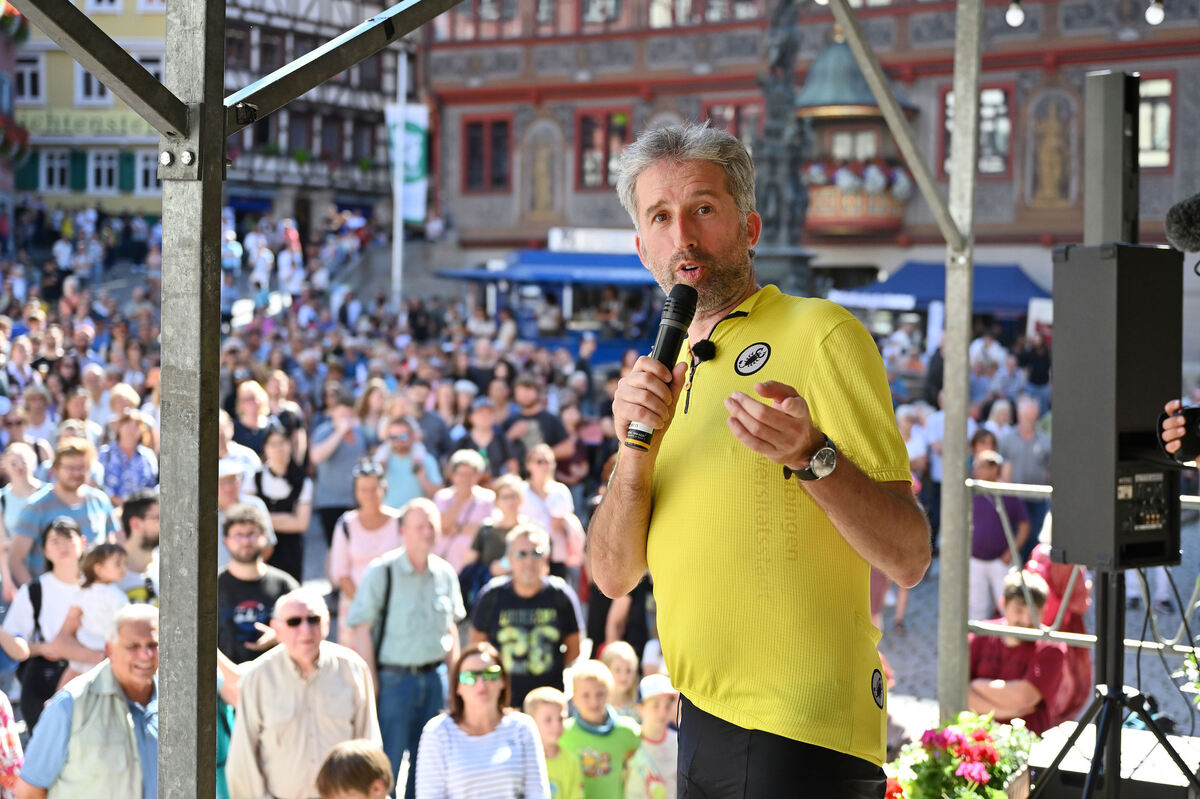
[920,729,943,749]
[956,760,991,785]
[943,729,966,749]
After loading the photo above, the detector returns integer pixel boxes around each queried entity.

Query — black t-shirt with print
[216,565,299,664]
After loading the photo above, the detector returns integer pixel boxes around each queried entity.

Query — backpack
[17,580,69,728]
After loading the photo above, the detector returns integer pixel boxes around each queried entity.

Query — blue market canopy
[826,262,1050,316]
[438,249,655,287]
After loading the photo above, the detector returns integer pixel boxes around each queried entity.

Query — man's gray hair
[505,522,551,554]
[273,587,330,620]
[108,604,159,642]
[615,121,756,229]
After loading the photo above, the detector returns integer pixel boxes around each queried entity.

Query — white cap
[638,673,677,702]
[218,458,250,478]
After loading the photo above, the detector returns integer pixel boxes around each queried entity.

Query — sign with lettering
[18,110,157,138]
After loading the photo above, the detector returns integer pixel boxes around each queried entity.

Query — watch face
[812,446,837,478]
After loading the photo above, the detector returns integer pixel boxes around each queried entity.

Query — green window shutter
[69,150,87,191]
[15,151,37,191]
[118,151,135,192]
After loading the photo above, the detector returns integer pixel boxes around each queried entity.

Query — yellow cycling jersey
[646,284,912,766]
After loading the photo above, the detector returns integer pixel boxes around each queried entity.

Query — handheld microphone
[1165,191,1200,252]
[624,284,698,452]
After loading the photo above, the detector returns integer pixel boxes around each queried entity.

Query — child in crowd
[524,686,585,799]
[560,660,640,799]
[599,641,640,720]
[315,739,395,799]
[61,543,129,685]
[624,674,679,799]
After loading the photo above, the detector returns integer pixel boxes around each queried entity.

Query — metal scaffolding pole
[826,0,982,721]
[936,0,983,722]
[157,0,226,793]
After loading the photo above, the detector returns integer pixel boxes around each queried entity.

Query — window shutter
[15,151,37,190]
[118,151,136,192]
[69,150,87,191]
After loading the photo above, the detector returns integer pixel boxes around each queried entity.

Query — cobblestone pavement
[879,510,1200,757]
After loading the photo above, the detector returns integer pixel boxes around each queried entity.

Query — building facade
[15,0,410,236]
[425,0,1200,288]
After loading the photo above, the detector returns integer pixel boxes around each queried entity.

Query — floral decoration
[885,712,1036,798]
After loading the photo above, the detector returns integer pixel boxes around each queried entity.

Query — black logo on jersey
[735,343,770,376]
[871,668,885,709]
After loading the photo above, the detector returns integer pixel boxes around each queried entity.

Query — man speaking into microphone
[586,122,930,798]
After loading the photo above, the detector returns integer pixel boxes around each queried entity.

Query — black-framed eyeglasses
[512,548,546,560]
[283,614,322,628]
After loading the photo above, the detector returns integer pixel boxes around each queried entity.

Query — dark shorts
[678,694,886,799]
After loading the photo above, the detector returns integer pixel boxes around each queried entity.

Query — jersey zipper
[682,310,748,415]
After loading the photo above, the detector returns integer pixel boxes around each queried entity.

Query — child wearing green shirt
[525,686,585,799]
[560,660,641,799]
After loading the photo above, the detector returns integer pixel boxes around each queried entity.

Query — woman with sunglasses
[328,459,402,645]
[415,642,549,799]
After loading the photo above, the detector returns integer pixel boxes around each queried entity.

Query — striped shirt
[415,712,549,799]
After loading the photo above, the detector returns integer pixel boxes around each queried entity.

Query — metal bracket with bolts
[156,103,205,181]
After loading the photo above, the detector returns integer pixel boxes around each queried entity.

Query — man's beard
[140,534,159,552]
[230,548,263,565]
[651,241,754,314]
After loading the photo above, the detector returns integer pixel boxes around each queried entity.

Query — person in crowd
[263,370,307,466]
[312,390,372,553]
[355,378,389,448]
[2,517,84,726]
[80,364,111,431]
[112,488,159,603]
[451,397,516,480]
[406,379,454,463]
[624,674,679,799]
[216,459,276,570]
[433,449,495,574]
[1,409,51,466]
[374,416,441,510]
[232,379,273,457]
[98,408,158,504]
[968,570,1068,735]
[470,523,582,708]
[328,460,403,644]
[520,445,584,581]
[15,605,159,799]
[998,396,1051,563]
[414,642,549,799]
[459,474,526,598]
[216,504,298,665]
[103,383,141,443]
[969,450,1029,622]
[503,374,569,469]
[0,442,42,601]
[219,410,260,490]
[58,390,102,448]
[588,123,928,796]
[559,659,640,799]
[22,386,58,445]
[58,543,129,685]
[1016,331,1052,414]
[10,438,119,587]
[228,588,381,799]
[251,424,312,583]
[0,687,22,799]
[315,739,395,799]
[346,497,465,799]
[599,641,640,720]
[525,687,584,799]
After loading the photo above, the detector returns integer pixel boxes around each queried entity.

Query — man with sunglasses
[227,588,381,799]
[374,416,441,510]
[469,523,582,708]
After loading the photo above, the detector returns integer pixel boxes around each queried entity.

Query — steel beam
[158,0,225,794]
[936,0,984,725]
[826,0,966,253]
[224,0,459,137]
[8,0,189,138]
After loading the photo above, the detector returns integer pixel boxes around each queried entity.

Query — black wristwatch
[784,435,838,482]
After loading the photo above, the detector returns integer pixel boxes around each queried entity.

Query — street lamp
[1005,0,1026,27]
[1145,0,1165,25]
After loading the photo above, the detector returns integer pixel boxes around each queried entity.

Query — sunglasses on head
[283,614,322,628]
[458,664,503,685]
[512,548,546,560]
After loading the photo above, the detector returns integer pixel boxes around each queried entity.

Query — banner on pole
[386,103,428,226]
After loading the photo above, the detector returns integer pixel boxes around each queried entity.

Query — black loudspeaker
[1049,243,1183,570]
